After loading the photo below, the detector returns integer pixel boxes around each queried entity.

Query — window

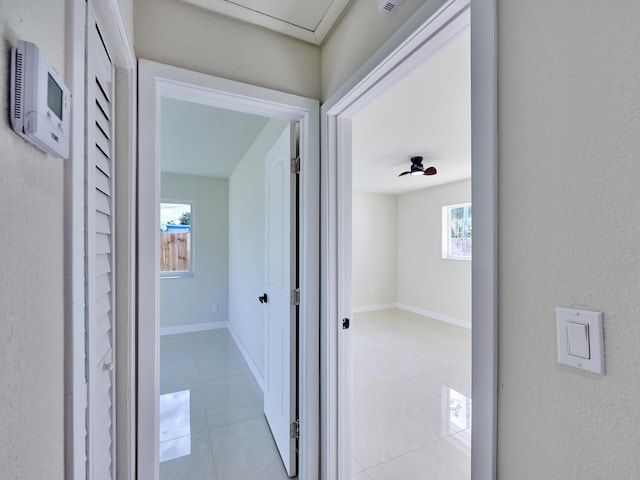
[442,203,472,259]
[160,202,192,276]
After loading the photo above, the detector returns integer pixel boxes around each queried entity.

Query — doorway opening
[321,0,497,478]
[350,28,471,478]
[138,60,319,480]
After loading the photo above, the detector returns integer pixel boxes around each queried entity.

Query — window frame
[442,202,472,260]
[160,199,194,278]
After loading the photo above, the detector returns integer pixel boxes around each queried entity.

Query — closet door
[85,4,116,479]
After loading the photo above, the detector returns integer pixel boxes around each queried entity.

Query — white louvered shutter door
[85,4,116,479]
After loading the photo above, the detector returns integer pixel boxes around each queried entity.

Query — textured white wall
[0,1,65,477]
[497,1,640,477]
[321,0,448,100]
[397,180,471,323]
[160,173,229,328]
[228,119,289,377]
[135,0,321,99]
[352,192,398,308]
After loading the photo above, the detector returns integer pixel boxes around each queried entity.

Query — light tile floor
[159,309,470,480]
[159,329,292,480]
[351,309,471,480]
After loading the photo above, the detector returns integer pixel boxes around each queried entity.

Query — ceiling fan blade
[398,171,411,177]
[423,166,437,175]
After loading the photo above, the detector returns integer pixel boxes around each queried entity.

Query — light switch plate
[556,307,605,374]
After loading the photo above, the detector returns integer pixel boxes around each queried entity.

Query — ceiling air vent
[378,0,405,16]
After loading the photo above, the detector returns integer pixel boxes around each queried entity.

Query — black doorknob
[258,293,268,304]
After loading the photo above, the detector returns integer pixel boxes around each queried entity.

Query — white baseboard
[159,321,228,336]
[396,303,472,329]
[227,323,265,392]
[352,303,397,313]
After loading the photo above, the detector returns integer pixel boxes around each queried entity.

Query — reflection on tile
[159,430,217,480]
[159,330,287,480]
[160,390,191,443]
[366,431,471,480]
[160,435,191,463]
[202,373,264,429]
[353,470,373,480]
[210,416,290,480]
[444,387,472,434]
[353,381,444,469]
[160,335,201,393]
[353,309,471,479]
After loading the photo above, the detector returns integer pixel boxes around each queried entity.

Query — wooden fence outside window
[160,232,191,271]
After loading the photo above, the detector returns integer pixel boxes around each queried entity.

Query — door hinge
[291,288,300,306]
[290,419,300,439]
[291,156,300,175]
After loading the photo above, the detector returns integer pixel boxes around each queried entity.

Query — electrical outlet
[211,304,218,313]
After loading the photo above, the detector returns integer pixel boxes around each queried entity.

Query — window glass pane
[160,202,192,272]
[444,203,472,259]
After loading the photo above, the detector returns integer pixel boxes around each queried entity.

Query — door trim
[137,60,320,480]
[320,0,497,478]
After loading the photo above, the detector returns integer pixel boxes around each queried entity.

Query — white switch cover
[556,307,605,374]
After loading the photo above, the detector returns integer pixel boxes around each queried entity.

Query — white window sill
[160,272,194,279]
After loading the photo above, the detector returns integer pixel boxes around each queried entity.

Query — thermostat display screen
[47,73,63,120]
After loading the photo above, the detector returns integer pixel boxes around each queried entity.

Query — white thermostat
[10,40,70,159]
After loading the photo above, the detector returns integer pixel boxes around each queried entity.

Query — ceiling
[179,0,352,45]
[160,30,470,194]
[161,97,270,177]
[352,29,471,195]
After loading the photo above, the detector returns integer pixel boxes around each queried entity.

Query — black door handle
[259,293,268,304]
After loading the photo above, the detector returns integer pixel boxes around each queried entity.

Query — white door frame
[137,60,320,480]
[320,0,497,478]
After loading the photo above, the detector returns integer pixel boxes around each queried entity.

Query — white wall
[228,119,289,378]
[160,173,229,329]
[352,192,398,308]
[397,180,471,323]
[321,0,448,100]
[0,1,66,477]
[497,1,640,477]
[352,181,471,324]
[135,0,321,99]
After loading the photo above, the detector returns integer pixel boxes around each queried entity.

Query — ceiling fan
[398,156,437,177]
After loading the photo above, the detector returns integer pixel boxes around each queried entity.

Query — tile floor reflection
[160,389,192,462]
[352,309,471,480]
[159,329,292,480]
[159,309,470,480]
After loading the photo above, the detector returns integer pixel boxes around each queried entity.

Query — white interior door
[85,3,116,479]
[264,123,298,477]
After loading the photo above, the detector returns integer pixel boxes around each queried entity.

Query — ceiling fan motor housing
[398,156,437,177]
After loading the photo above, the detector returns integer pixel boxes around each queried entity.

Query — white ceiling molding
[180,0,352,45]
